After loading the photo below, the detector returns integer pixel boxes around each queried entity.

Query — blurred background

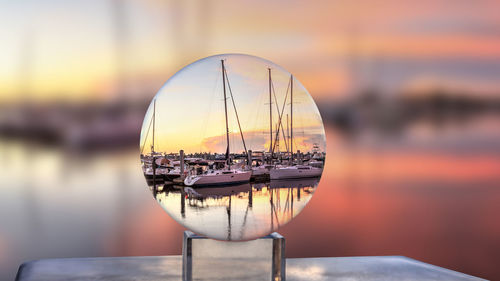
[1,0,500,280]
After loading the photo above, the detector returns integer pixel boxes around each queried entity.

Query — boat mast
[268,68,273,160]
[223,67,248,156]
[152,99,156,153]
[287,114,290,154]
[276,123,280,154]
[290,75,293,165]
[222,60,231,170]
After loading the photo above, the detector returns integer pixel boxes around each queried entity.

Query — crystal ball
[140,54,326,240]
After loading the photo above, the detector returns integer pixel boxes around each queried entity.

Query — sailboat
[184,60,252,187]
[251,68,276,179]
[269,75,323,180]
[142,99,167,182]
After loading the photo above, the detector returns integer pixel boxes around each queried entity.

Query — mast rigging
[221,60,231,170]
[223,66,248,156]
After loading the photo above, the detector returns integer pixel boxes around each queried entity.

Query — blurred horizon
[1,0,500,103]
[1,0,500,280]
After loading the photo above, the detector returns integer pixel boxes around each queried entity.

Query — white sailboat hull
[270,166,323,180]
[252,167,269,176]
[184,170,252,186]
[144,167,167,181]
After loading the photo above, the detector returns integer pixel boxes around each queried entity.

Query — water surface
[153,179,318,240]
[1,117,500,279]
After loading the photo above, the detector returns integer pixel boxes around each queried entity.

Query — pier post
[152,156,157,188]
[180,150,185,180]
[180,186,186,218]
[248,150,252,167]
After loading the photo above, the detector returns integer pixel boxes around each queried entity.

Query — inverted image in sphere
[140,54,326,241]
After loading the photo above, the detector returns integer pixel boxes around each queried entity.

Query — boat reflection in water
[150,177,319,241]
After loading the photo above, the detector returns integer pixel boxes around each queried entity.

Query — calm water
[152,179,318,241]
[1,118,500,280]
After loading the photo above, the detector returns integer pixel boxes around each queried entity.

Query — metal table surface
[16,255,486,281]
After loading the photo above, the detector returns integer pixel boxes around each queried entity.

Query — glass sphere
[140,54,326,241]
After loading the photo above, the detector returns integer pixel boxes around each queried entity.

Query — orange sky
[139,54,326,154]
[1,0,500,102]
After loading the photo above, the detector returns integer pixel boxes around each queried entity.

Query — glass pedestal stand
[182,231,285,281]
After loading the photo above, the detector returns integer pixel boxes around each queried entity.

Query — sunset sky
[1,0,500,102]
[2,2,500,279]
[139,54,325,154]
